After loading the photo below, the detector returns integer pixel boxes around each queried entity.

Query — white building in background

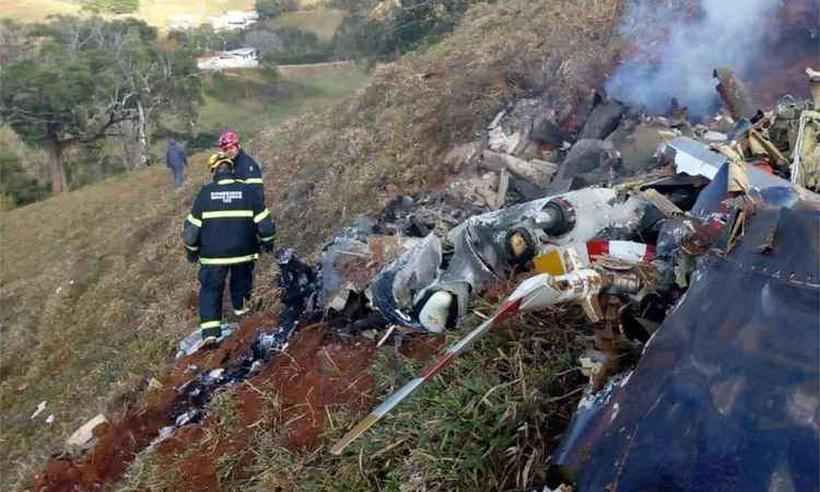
[197,48,260,71]
[209,10,260,31]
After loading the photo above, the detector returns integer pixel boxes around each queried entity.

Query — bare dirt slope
[2,0,625,489]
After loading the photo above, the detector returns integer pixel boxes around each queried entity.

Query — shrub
[256,0,299,19]
[333,0,483,60]
[0,150,49,208]
[245,26,333,64]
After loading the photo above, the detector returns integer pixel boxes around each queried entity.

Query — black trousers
[198,262,255,327]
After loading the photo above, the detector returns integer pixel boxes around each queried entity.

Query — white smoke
[606,0,781,118]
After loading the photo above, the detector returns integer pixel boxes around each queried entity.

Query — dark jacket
[166,140,187,169]
[233,149,265,201]
[183,170,275,264]
[233,149,262,183]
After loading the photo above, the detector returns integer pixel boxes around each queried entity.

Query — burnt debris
[162,64,820,491]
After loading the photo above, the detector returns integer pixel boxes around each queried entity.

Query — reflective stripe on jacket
[182,171,275,263]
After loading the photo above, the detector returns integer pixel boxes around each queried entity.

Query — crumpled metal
[552,187,820,491]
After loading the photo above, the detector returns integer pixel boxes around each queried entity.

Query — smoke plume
[606,0,782,118]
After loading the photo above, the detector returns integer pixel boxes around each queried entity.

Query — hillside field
[0,0,334,29]
[196,64,370,140]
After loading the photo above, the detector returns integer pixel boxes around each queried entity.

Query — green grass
[272,8,347,41]
[197,66,371,138]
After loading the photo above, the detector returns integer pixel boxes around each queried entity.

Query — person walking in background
[166,139,188,189]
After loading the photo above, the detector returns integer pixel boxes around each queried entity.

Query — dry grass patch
[0,0,80,22]
[0,163,210,488]
[134,0,255,31]
[272,8,347,41]
[257,0,624,254]
[0,0,254,27]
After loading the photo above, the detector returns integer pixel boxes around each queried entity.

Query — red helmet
[217,130,240,150]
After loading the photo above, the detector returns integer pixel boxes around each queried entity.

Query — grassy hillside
[0,165,201,485]
[2,0,624,489]
[272,8,347,41]
[256,0,623,254]
[197,65,370,139]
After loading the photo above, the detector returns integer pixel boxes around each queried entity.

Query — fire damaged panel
[553,198,820,491]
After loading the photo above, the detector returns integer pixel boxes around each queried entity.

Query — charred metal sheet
[664,137,815,205]
[553,193,820,491]
[690,161,815,217]
[551,139,621,190]
[320,235,420,312]
[714,67,758,121]
[578,99,626,141]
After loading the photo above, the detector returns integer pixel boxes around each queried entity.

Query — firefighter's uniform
[233,148,262,184]
[234,148,265,202]
[183,155,275,335]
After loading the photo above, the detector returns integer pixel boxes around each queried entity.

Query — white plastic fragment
[176,323,236,358]
[205,369,225,383]
[147,426,176,451]
[30,401,47,420]
[175,410,199,427]
[66,414,108,450]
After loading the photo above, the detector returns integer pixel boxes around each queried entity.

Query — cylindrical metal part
[601,272,642,294]
[541,197,577,236]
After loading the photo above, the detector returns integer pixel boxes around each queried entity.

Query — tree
[0,150,49,208]
[248,26,332,64]
[333,0,477,60]
[255,0,298,19]
[0,16,200,192]
[0,20,35,65]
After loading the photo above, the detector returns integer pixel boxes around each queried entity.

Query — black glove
[261,241,274,253]
[186,249,199,264]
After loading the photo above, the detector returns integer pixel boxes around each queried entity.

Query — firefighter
[217,129,264,201]
[183,152,275,340]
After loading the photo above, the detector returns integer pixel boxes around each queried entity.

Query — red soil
[30,313,274,492]
[154,324,378,491]
[398,333,446,362]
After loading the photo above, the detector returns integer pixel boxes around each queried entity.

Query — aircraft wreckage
[167,68,820,491]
